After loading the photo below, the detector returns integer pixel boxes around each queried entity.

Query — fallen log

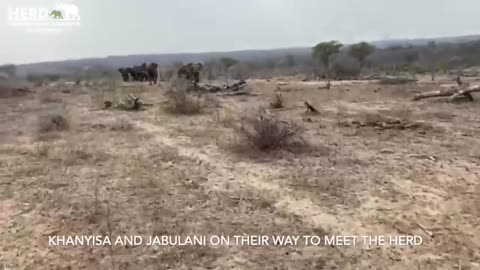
[225,80,246,92]
[219,90,256,96]
[362,74,382,80]
[412,84,480,101]
[379,76,417,85]
[103,94,151,111]
[193,80,247,94]
[412,88,459,101]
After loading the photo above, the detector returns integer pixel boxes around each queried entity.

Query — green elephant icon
[49,10,63,19]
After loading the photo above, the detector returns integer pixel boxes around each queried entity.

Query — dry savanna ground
[0,75,479,269]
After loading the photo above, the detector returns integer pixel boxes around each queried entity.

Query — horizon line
[3,33,480,66]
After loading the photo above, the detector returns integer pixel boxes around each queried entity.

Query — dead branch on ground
[193,80,247,94]
[412,76,480,101]
[103,94,152,111]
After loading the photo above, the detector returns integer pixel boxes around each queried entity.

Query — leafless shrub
[36,112,70,133]
[270,92,284,109]
[231,106,304,152]
[164,78,205,114]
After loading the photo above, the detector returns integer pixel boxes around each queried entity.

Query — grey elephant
[132,65,148,82]
[126,67,138,81]
[177,63,203,83]
[118,68,130,82]
[146,63,159,85]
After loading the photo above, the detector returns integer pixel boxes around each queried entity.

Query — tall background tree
[426,41,439,81]
[348,42,375,74]
[220,57,238,83]
[312,41,343,89]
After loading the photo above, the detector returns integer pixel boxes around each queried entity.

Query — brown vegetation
[164,78,206,114]
[36,112,70,133]
[232,106,303,152]
[0,72,479,270]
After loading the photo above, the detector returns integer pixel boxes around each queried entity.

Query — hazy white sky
[1,0,479,65]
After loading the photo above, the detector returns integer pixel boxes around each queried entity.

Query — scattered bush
[37,112,70,133]
[164,78,205,115]
[232,106,303,152]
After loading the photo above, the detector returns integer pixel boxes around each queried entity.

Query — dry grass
[0,82,32,98]
[162,78,207,115]
[108,118,134,131]
[1,77,480,270]
[29,142,110,166]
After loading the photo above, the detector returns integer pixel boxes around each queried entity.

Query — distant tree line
[199,40,480,80]
[0,64,17,79]
[12,39,480,83]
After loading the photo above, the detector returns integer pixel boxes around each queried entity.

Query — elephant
[177,63,203,83]
[146,63,159,85]
[125,67,139,81]
[192,63,203,83]
[177,63,193,81]
[118,68,130,82]
[132,66,148,82]
[120,63,159,84]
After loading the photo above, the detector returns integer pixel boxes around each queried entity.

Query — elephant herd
[118,62,204,85]
[118,63,158,85]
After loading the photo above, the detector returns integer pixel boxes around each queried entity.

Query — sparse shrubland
[2,32,480,270]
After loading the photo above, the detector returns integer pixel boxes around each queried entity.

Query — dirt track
[0,78,479,269]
